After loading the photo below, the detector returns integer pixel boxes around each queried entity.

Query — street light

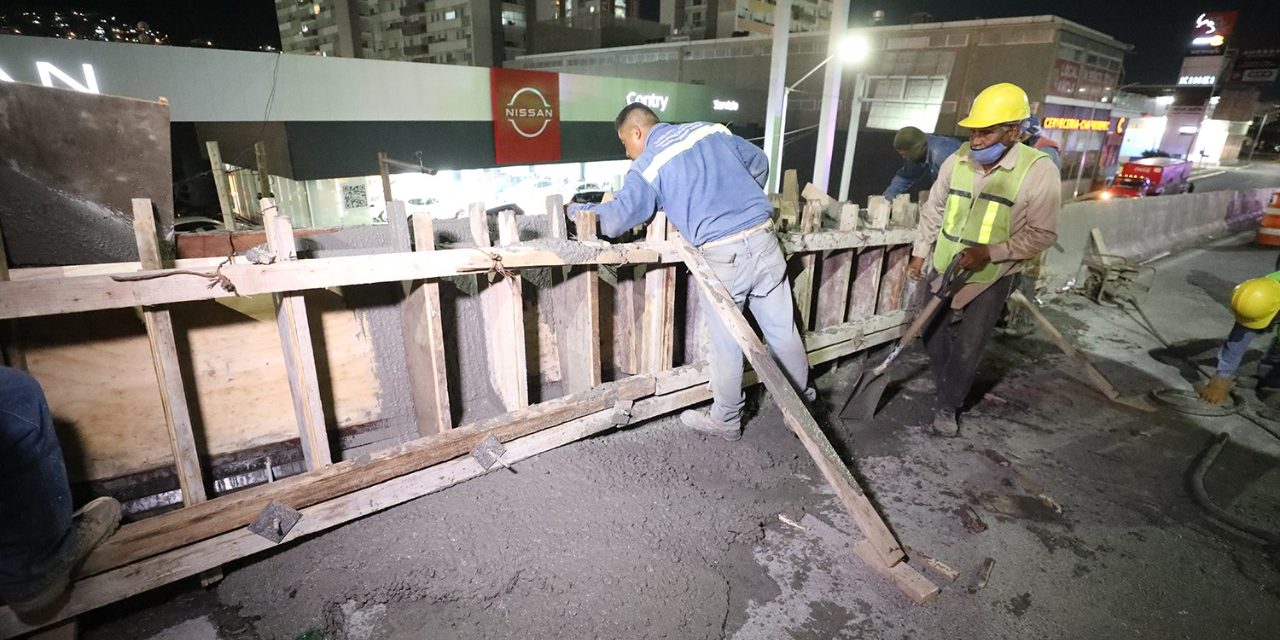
[764,32,870,195]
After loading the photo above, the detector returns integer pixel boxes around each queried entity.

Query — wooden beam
[613,267,642,376]
[640,215,676,373]
[76,375,655,579]
[849,248,885,321]
[673,235,905,568]
[392,202,452,435]
[263,200,332,469]
[814,207,858,329]
[205,141,236,230]
[778,227,916,253]
[482,209,529,410]
[866,196,891,229]
[0,242,668,321]
[0,376,677,639]
[556,211,602,394]
[853,540,940,604]
[132,199,207,506]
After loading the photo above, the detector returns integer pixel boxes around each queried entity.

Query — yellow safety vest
[934,142,1049,283]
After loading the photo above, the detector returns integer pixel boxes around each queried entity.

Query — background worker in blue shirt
[883,126,962,200]
[569,103,815,441]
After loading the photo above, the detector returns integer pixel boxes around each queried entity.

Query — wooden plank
[263,200,332,469]
[674,235,905,568]
[640,214,675,373]
[556,211,602,393]
[778,227,916,253]
[877,245,911,314]
[0,243,672,321]
[76,375,655,579]
[853,540,940,604]
[395,203,452,435]
[814,207,859,329]
[890,194,912,227]
[848,248,886,321]
[132,199,207,506]
[780,169,800,229]
[0,376,679,639]
[205,141,236,230]
[483,209,529,410]
[793,201,819,331]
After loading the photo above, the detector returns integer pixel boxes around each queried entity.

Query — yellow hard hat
[958,83,1031,129]
[1230,277,1280,329]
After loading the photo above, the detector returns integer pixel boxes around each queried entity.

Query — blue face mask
[969,141,1008,165]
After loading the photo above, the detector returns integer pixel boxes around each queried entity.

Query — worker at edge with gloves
[1200,274,1280,405]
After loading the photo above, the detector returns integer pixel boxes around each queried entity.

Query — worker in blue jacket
[883,127,962,200]
[569,103,815,441]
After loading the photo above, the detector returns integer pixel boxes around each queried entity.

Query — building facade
[514,15,1132,196]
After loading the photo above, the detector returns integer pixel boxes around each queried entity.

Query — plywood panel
[22,295,383,481]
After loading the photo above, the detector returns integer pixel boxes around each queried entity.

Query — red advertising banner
[490,68,561,165]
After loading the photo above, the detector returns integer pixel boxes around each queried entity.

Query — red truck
[1102,157,1195,199]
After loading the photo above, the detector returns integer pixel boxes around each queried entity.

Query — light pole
[837,72,867,203]
[763,32,870,194]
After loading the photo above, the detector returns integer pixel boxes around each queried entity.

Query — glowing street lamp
[765,31,870,194]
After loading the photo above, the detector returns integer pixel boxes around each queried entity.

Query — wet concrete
[81,235,1280,639]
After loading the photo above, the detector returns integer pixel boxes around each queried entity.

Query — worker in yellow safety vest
[907,83,1061,437]
[1199,273,1280,405]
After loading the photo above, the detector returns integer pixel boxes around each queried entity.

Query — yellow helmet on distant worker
[1230,277,1280,329]
[958,83,1032,129]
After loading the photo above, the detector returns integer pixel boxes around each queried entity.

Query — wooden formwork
[0,193,928,636]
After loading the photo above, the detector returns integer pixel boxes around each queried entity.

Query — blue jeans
[699,231,812,425]
[0,367,74,604]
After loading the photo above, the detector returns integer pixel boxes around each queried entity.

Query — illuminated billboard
[1187,10,1237,56]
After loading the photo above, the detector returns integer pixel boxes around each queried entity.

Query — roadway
[1193,159,1280,193]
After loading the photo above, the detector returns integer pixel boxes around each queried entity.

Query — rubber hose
[1189,433,1280,545]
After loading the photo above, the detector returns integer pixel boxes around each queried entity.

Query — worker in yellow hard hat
[1199,273,1280,405]
[902,83,1060,436]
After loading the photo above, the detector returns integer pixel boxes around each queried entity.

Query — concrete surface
[76,236,1280,640]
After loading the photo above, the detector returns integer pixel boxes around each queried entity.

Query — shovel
[840,255,971,422]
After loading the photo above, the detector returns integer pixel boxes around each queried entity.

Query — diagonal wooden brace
[672,234,906,568]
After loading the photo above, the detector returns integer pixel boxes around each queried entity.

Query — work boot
[8,497,122,621]
[680,410,742,442]
[932,409,959,438]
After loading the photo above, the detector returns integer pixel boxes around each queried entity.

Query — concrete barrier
[1042,187,1273,287]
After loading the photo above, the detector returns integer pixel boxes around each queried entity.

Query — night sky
[2,0,1278,91]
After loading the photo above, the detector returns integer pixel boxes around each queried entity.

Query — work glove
[1198,376,1234,406]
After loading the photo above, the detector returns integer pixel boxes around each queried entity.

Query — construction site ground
[80,233,1280,640]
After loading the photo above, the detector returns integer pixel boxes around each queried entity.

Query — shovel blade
[842,371,893,422]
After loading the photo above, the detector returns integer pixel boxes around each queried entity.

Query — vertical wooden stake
[815,206,858,329]
[131,198,208,505]
[132,198,221,586]
[877,245,912,314]
[849,247,886,321]
[377,152,393,204]
[546,195,567,240]
[478,209,529,410]
[205,141,236,231]
[555,211,602,394]
[640,214,676,373]
[867,195,891,229]
[254,141,273,198]
[390,201,452,434]
[263,198,332,468]
[793,201,819,331]
[0,218,26,371]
